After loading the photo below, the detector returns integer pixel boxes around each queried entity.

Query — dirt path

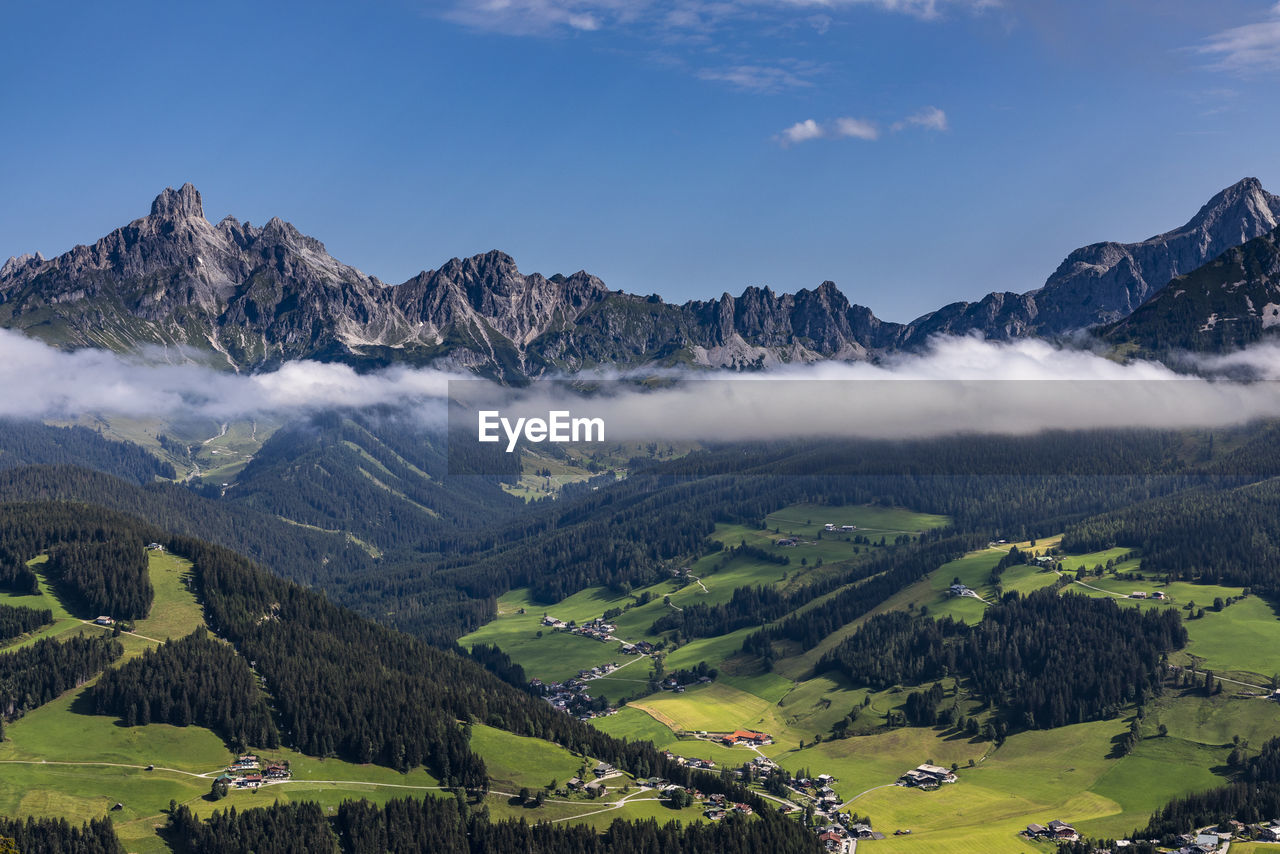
[837,783,897,810]
[81,620,166,645]
[549,787,656,822]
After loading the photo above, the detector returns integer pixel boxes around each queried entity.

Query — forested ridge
[0,419,173,485]
[90,627,279,748]
[0,425,1266,644]
[818,589,1186,730]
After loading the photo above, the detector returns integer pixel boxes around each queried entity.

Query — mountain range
[4,178,1280,379]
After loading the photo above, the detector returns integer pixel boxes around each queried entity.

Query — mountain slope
[4,178,1280,377]
[0,186,901,378]
[1102,223,1280,354]
[903,177,1280,341]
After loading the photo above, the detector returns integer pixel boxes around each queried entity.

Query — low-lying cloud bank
[3,328,1280,441]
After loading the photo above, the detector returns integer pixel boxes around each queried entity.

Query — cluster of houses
[1024,819,1078,842]
[776,537,799,547]
[897,764,958,789]
[823,524,858,532]
[533,677,616,721]
[542,615,618,642]
[701,792,756,821]
[816,821,883,851]
[564,761,619,797]
[1129,590,1168,600]
[219,754,291,790]
[720,729,774,746]
[795,773,842,810]
[661,751,715,770]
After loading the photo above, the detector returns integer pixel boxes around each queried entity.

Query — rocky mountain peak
[149,183,205,221]
[1178,176,1278,241]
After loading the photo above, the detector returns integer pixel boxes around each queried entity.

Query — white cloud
[461,334,1280,446]
[1197,3,1280,73]
[696,63,819,93]
[834,116,880,139]
[892,105,948,132]
[430,0,999,37]
[8,327,1280,448]
[779,118,825,145]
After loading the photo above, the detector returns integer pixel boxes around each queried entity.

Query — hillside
[0,497,818,853]
[1103,224,1280,356]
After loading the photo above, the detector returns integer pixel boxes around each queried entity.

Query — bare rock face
[3,177,1280,379]
[1103,223,1280,355]
[0,185,899,378]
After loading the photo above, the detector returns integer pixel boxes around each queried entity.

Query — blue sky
[4,0,1280,322]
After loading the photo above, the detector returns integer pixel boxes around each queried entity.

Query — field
[461,503,953,688]
[574,532,1280,852]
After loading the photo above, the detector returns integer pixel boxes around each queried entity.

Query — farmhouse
[1257,822,1280,842]
[1047,820,1078,841]
[722,729,773,746]
[899,764,956,788]
[948,584,971,597]
[585,780,608,795]
[593,761,614,777]
[146,543,164,551]
[1130,591,1148,599]
[840,525,857,531]
[776,538,797,547]
[93,616,114,626]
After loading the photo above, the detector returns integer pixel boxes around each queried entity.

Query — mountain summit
[902,177,1280,343]
[2,179,1279,377]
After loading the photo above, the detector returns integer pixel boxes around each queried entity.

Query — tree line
[0,603,52,641]
[46,540,152,620]
[167,793,823,854]
[0,815,124,854]
[0,634,121,723]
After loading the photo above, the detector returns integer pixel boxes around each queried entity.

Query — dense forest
[0,419,174,484]
[0,634,121,722]
[0,602,52,641]
[167,793,823,854]
[1140,737,1280,841]
[90,628,279,748]
[0,815,124,854]
[818,589,1187,730]
[45,539,152,620]
[225,413,522,552]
